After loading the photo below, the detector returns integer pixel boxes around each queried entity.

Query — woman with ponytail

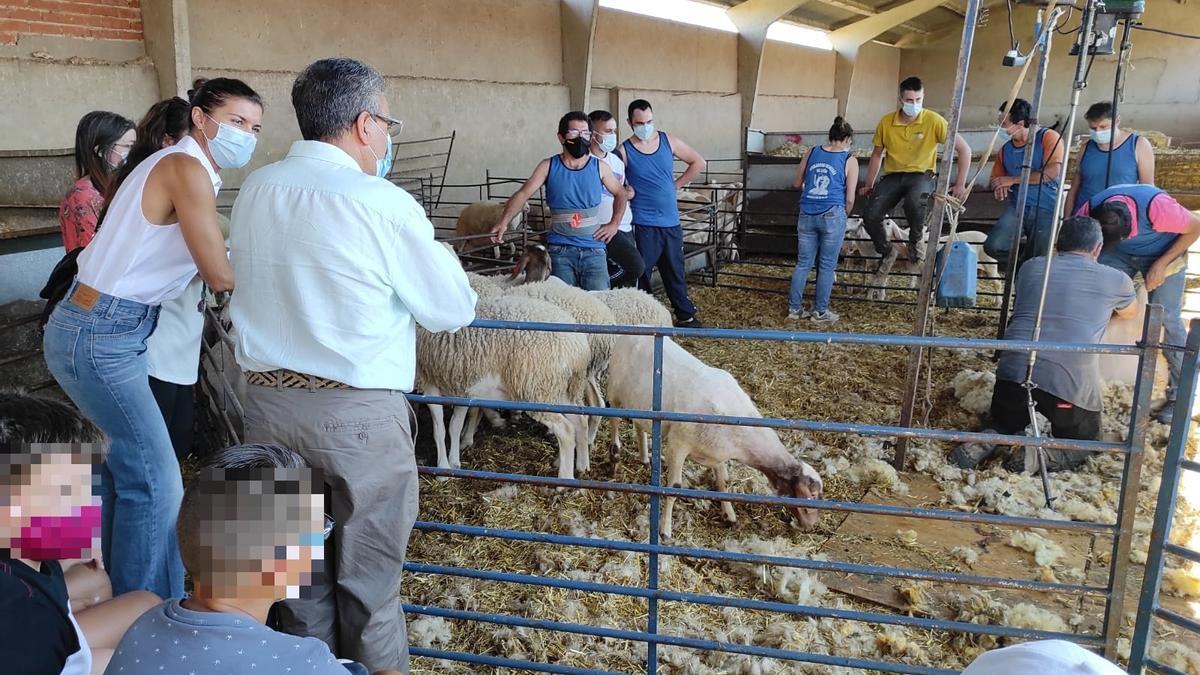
[788,116,857,323]
[42,77,264,600]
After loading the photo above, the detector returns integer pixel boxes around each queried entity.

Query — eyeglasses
[371,113,405,140]
[563,129,592,141]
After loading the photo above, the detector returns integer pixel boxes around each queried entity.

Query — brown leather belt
[245,369,351,390]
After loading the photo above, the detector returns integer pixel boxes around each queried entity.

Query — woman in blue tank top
[983,98,1064,265]
[788,117,857,323]
[1066,101,1155,214]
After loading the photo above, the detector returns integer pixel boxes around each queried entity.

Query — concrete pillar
[140,0,191,99]
[560,0,599,112]
[727,0,812,136]
[833,46,859,117]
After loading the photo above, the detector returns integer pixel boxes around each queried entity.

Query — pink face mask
[11,504,101,561]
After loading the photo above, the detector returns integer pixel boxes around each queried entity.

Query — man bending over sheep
[491,111,629,291]
[950,217,1136,473]
[229,57,476,674]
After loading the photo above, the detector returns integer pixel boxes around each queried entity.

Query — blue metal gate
[400,309,1183,674]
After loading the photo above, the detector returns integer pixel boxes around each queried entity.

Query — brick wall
[0,0,142,46]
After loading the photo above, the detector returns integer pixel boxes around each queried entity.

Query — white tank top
[77,136,222,305]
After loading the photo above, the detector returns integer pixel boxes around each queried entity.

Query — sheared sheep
[841,219,998,300]
[605,334,824,539]
[416,294,591,479]
[591,287,673,463]
[454,200,528,259]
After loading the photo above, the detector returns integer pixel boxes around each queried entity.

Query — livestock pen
[390,306,1200,673]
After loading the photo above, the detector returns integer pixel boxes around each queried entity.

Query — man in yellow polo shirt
[860,76,972,268]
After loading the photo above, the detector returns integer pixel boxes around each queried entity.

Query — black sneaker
[1154,403,1175,426]
[674,316,704,328]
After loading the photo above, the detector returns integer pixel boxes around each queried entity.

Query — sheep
[592,287,673,329]
[605,334,824,539]
[416,293,591,479]
[841,219,998,300]
[464,244,553,302]
[591,287,673,464]
[502,280,617,468]
[454,200,528,259]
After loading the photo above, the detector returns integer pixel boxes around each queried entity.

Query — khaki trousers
[242,384,418,673]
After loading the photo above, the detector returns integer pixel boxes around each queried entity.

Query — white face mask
[204,115,257,169]
[901,100,923,117]
[598,132,618,154]
[633,123,655,141]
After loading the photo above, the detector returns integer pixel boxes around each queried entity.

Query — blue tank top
[799,146,850,215]
[1072,133,1141,213]
[622,134,679,227]
[1088,183,1175,258]
[1000,127,1060,211]
[546,155,605,249]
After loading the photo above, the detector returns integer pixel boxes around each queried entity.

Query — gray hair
[202,443,309,470]
[1056,216,1103,253]
[291,57,387,142]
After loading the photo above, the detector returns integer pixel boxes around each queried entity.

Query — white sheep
[504,280,617,466]
[606,334,824,539]
[454,200,528,259]
[841,219,998,300]
[591,287,673,329]
[416,293,591,479]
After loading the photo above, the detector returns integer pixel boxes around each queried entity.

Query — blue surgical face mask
[633,123,655,141]
[901,101,923,117]
[369,119,394,178]
[997,126,1012,144]
[204,115,257,170]
[598,132,617,154]
[1091,128,1113,145]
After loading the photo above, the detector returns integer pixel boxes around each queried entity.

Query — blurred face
[105,128,135,169]
[2,451,99,560]
[259,494,325,600]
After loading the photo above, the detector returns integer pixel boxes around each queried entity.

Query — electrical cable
[1006,0,1019,49]
[1134,25,1200,41]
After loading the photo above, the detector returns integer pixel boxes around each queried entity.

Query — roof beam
[893,0,1003,48]
[828,0,948,49]
[727,0,814,138]
[812,0,933,35]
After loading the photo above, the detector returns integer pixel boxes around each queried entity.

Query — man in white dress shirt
[229,57,476,675]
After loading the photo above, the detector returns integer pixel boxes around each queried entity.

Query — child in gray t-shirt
[104,599,349,674]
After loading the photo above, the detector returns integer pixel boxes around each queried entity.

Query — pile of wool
[1163,564,1200,599]
[1008,530,1066,567]
[951,545,980,567]
[1004,602,1069,632]
[847,457,909,495]
[720,535,827,606]
[950,369,995,416]
[408,615,454,649]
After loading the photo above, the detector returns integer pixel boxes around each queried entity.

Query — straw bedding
[405,262,1200,674]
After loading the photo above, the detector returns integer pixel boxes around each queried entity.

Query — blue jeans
[984,202,1056,264]
[42,280,184,599]
[635,224,697,321]
[549,244,610,290]
[1099,249,1187,400]
[789,207,848,313]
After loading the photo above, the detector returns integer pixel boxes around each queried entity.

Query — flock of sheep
[415,246,823,538]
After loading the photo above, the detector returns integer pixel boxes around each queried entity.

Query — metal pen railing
[1127,319,1200,673]
[398,315,1179,673]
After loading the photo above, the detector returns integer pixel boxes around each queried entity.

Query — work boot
[674,315,704,328]
[949,432,1000,469]
[1003,447,1092,474]
[909,238,927,265]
